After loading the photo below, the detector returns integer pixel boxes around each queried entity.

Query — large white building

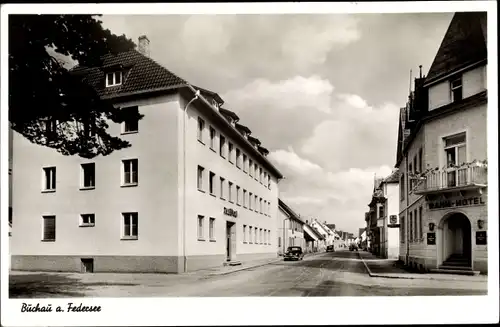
[11,36,283,273]
[396,13,488,274]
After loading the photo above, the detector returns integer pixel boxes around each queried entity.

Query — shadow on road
[9,273,139,298]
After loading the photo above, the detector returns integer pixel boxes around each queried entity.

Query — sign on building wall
[428,196,486,210]
[223,207,238,218]
[476,231,487,245]
[389,215,397,224]
[427,232,436,245]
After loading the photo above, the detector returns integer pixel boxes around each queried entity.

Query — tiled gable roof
[425,12,487,84]
[383,169,400,184]
[70,50,187,99]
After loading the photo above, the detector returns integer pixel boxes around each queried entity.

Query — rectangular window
[278,236,281,247]
[228,143,234,163]
[409,211,413,242]
[263,200,267,215]
[197,215,204,240]
[249,192,253,210]
[444,132,467,187]
[400,173,405,201]
[209,218,215,240]
[197,166,205,191]
[243,154,248,173]
[45,119,57,138]
[105,71,122,87]
[122,106,139,133]
[249,160,253,177]
[260,228,263,244]
[259,168,263,183]
[236,149,241,169]
[414,209,418,242]
[42,167,56,191]
[209,126,216,150]
[122,212,138,239]
[419,206,423,239]
[249,226,253,244]
[220,177,225,199]
[220,135,226,158]
[418,148,423,173]
[243,189,247,208]
[268,230,271,245]
[81,163,95,189]
[42,215,56,241]
[197,117,205,143]
[268,201,271,216]
[254,195,258,211]
[378,205,384,219]
[268,175,271,189]
[243,225,247,243]
[408,163,413,190]
[254,227,257,244]
[228,181,234,202]
[209,171,215,195]
[236,186,241,205]
[80,214,95,227]
[254,165,259,181]
[259,198,263,214]
[451,76,463,102]
[122,159,138,185]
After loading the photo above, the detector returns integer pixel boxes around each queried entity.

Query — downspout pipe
[405,155,410,265]
[183,87,200,273]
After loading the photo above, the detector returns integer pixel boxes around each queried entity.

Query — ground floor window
[122,212,138,239]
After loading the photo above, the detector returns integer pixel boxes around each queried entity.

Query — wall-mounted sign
[476,231,487,245]
[223,207,238,218]
[428,196,485,210]
[427,232,436,245]
[389,215,397,224]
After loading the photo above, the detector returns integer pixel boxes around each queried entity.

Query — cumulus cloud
[268,147,323,175]
[223,75,334,114]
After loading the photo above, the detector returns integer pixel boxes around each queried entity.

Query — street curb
[357,251,417,280]
[212,251,326,276]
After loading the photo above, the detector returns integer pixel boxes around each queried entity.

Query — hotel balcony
[413,164,487,195]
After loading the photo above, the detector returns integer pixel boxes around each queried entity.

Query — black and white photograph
[1,2,498,326]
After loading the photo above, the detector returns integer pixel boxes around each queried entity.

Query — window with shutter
[42,216,56,241]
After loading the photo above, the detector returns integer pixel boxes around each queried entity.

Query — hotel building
[11,36,283,273]
[396,12,488,274]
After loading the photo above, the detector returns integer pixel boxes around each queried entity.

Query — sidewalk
[188,251,325,277]
[357,251,488,282]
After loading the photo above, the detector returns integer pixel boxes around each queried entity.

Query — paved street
[10,250,487,298]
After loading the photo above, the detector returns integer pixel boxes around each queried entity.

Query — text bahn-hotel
[11,36,283,273]
[396,12,488,274]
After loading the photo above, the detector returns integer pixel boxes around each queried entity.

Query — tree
[9,14,143,159]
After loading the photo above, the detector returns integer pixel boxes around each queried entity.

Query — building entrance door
[440,213,472,267]
[226,221,236,262]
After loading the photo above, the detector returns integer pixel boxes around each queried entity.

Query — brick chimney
[138,35,150,57]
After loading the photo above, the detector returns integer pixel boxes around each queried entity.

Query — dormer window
[106,71,122,87]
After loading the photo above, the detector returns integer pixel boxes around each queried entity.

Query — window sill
[209,239,216,242]
[210,193,216,198]
[236,204,241,207]
[121,183,138,188]
[210,147,217,153]
[198,238,206,242]
[197,139,205,145]
[80,186,95,191]
[220,155,226,159]
[221,197,226,201]
[198,189,206,193]
[229,160,234,165]
[243,241,248,244]
[121,131,138,135]
[121,236,138,241]
[79,224,95,228]
[41,189,56,193]
[41,239,55,242]
[229,200,234,204]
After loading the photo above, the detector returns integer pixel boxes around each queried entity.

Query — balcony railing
[413,165,487,195]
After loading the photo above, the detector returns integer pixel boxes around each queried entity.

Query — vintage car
[284,246,304,261]
[326,245,335,252]
[349,243,359,251]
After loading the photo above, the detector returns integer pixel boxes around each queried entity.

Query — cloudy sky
[101,12,453,234]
